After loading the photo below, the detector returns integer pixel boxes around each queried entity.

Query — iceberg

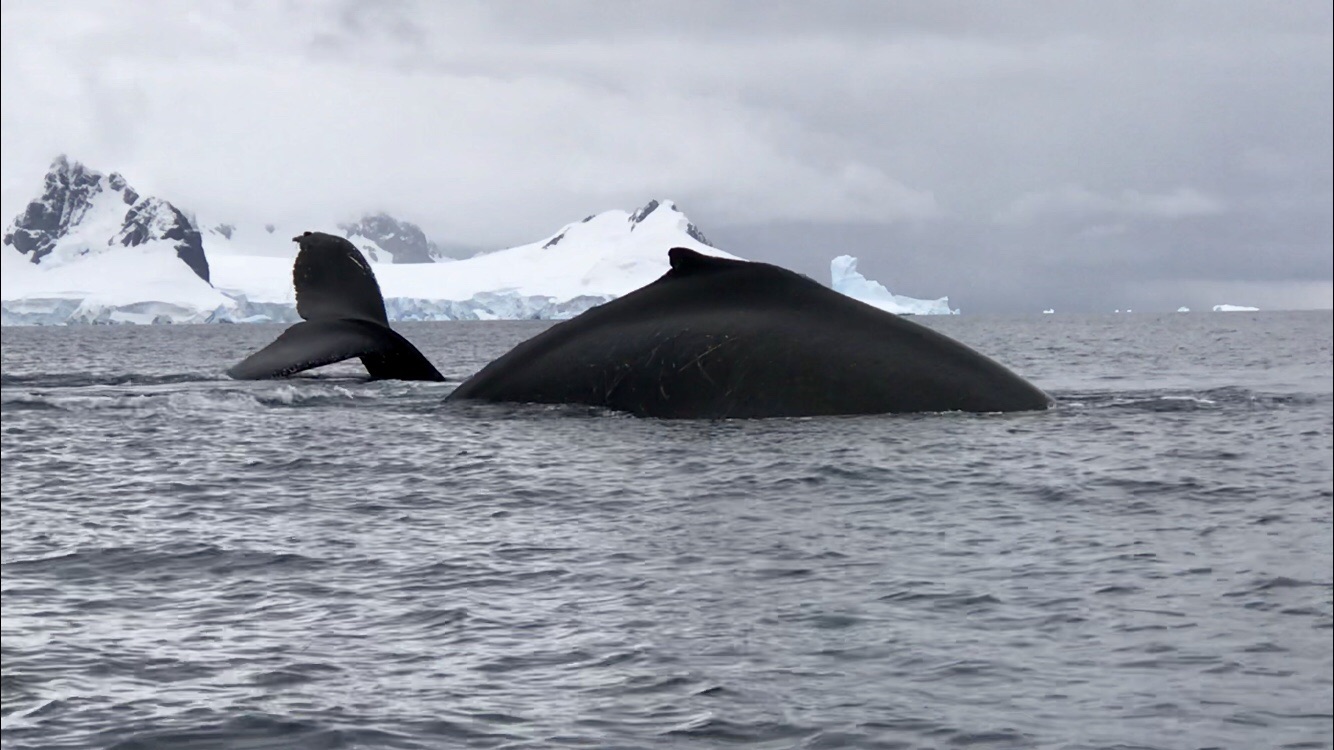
[1212,304,1259,312]
[1177,306,1191,312]
[830,255,958,315]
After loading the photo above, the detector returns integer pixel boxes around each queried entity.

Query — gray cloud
[1,0,1329,311]
[994,186,1226,224]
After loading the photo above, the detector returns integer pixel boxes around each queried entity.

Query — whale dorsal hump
[292,231,389,325]
[667,247,749,276]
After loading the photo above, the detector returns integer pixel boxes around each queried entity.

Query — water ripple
[2,314,1331,749]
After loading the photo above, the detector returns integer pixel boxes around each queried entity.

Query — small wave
[589,673,702,696]
[249,383,383,409]
[0,372,219,389]
[1,389,258,414]
[98,713,416,750]
[660,714,818,744]
[0,380,417,415]
[387,606,471,628]
[248,661,344,687]
[4,543,328,582]
[1224,576,1333,597]
[0,397,66,412]
[1054,386,1331,412]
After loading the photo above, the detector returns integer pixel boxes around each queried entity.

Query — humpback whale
[228,234,1052,417]
[226,232,444,382]
[449,248,1051,417]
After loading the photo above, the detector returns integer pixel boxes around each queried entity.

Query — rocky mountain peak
[2,155,210,283]
[542,200,716,251]
[4,156,115,262]
[627,199,712,246]
[117,198,210,283]
[337,213,444,263]
[628,199,663,225]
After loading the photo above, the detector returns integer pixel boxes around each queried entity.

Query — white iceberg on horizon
[1212,304,1260,312]
[830,255,958,315]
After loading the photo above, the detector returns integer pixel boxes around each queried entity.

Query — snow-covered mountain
[200,197,740,323]
[0,158,742,324]
[338,213,449,264]
[197,213,454,265]
[3,156,210,283]
[2,157,958,325]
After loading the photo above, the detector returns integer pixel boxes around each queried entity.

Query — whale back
[449,247,1052,417]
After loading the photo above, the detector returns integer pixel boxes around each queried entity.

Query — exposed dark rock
[628,199,660,226]
[3,155,108,263]
[685,222,711,247]
[627,199,713,247]
[338,213,444,263]
[118,198,210,283]
[212,223,235,240]
[2,155,211,283]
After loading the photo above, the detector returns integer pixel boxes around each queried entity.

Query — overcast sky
[2,0,1330,312]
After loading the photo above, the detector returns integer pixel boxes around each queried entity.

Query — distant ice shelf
[0,292,616,326]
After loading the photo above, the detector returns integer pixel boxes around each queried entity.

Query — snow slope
[1,243,236,324]
[206,199,736,307]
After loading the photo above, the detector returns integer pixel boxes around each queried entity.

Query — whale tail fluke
[225,319,444,380]
[291,231,391,325]
[226,232,444,382]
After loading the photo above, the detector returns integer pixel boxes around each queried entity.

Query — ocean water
[1,311,1331,750]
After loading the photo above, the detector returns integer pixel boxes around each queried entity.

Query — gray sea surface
[2,311,1332,750]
